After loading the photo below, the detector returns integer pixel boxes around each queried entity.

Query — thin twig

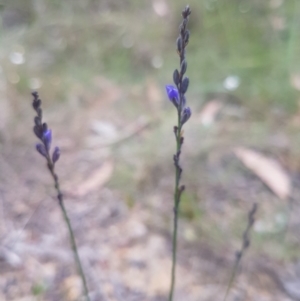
[223,203,258,301]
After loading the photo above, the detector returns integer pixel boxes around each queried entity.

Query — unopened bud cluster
[32,92,60,164]
[165,6,192,126]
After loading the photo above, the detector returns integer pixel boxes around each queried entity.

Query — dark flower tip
[166,85,179,108]
[182,6,191,18]
[32,91,41,110]
[181,107,191,125]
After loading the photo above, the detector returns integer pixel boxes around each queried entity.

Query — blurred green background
[3,0,300,109]
[1,1,300,300]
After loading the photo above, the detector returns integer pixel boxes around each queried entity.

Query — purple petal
[42,129,52,151]
[52,146,60,164]
[181,107,191,125]
[165,85,179,108]
[36,143,47,158]
[165,85,179,100]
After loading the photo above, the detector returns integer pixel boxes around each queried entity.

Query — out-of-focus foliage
[1,2,300,300]
[1,0,300,110]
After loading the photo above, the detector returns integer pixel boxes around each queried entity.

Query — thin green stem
[48,160,91,301]
[223,259,239,301]
[169,204,179,301]
[168,107,183,301]
[58,198,90,301]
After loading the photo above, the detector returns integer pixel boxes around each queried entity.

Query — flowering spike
[168,7,191,301]
[30,91,91,299]
[181,107,191,125]
[43,129,52,151]
[52,146,60,164]
[36,143,47,158]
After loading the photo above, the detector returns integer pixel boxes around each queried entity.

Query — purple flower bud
[34,116,41,126]
[181,77,189,94]
[176,37,182,53]
[33,125,43,139]
[36,143,47,158]
[173,69,180,86]
[42,123,48,132]
[180,60,187,75]
[165,85,179,108]
[32,92,41,110]
[181,107,191,125]
[184,30,190,45]
[42,129,52,151]
[52,146,60,164]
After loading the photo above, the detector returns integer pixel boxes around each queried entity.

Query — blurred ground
[1,0,300,300]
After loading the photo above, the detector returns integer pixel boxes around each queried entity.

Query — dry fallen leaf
[234,147,291,200]
[61,275,81,301]
[198,100,223,127]
[72,160,114,197]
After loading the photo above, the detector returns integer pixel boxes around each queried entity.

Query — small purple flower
[166,85,179,108]
[181,107,191,125]
[52,146,60,164]
[36,143,47,158]
[42,129,52,151]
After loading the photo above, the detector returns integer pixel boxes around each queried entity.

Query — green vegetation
[2,0,300,274]
[2,1,300,110]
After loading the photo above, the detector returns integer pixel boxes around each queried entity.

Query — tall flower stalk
[31,92,91,301]
[166,6,192,301]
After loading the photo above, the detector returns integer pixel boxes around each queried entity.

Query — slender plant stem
[168,152,183,293]
[169,112,182,301]
[223,258,239,301]
[169,206,179,301]
[168,6,191,301]
[47,160,91,301]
